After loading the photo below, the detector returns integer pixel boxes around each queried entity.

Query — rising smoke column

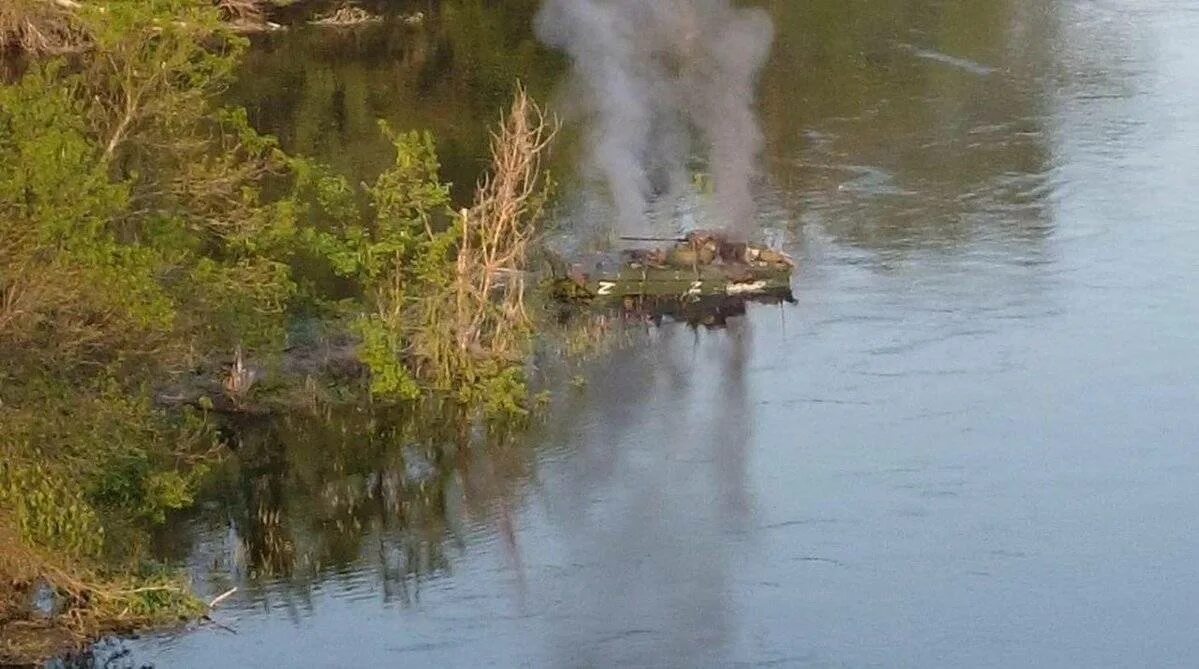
[535,0,774,236]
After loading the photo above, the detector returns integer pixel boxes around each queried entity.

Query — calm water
[97,0,1199,666]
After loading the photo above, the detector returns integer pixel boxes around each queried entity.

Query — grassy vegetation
[0,1,558,662]
[345,92,556,413]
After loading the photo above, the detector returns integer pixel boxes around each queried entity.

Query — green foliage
[0,63,177,373]
[316,124,464,402]
[0,65,125,244]
[0,3,311,375]
[302,117,543,419]
[371,126,454,244]
[473,364,531,419]
[0,2,303,648]
[1,4,557,654]
[91,456,198,526]
[356,314,422,400]
[324,124,453,283]
[180,256,296,352]
[0,378,216,555]
[0,460,106,560]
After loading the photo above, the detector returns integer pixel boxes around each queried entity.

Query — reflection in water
[152,407,532,609]
[96,0,1199,665]
[230,0,1061,253]
[228,0,559,203]
[758,0,1058,252]
[522,322,756,666]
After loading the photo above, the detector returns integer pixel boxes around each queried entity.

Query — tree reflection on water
[152,403,539,610]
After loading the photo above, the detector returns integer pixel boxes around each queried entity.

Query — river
[82,0,1199,666]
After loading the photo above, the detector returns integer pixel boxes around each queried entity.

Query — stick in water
[208,587,238,608]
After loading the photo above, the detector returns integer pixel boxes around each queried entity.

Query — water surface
[103,0,1199,666]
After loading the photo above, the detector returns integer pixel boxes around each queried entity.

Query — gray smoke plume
[536,0,774,237]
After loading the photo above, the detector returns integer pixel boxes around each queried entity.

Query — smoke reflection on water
[529,322,754,666]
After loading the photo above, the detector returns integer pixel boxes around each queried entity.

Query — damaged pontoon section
[548,230,795,304]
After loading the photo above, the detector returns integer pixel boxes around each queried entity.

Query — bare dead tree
[454,87,558,361]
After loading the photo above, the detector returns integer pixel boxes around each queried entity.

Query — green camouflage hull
[551,261,793,301]
[549,231,795,303]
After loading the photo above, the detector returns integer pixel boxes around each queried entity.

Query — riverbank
[0,2,558,662]
[32,0,1199,665]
